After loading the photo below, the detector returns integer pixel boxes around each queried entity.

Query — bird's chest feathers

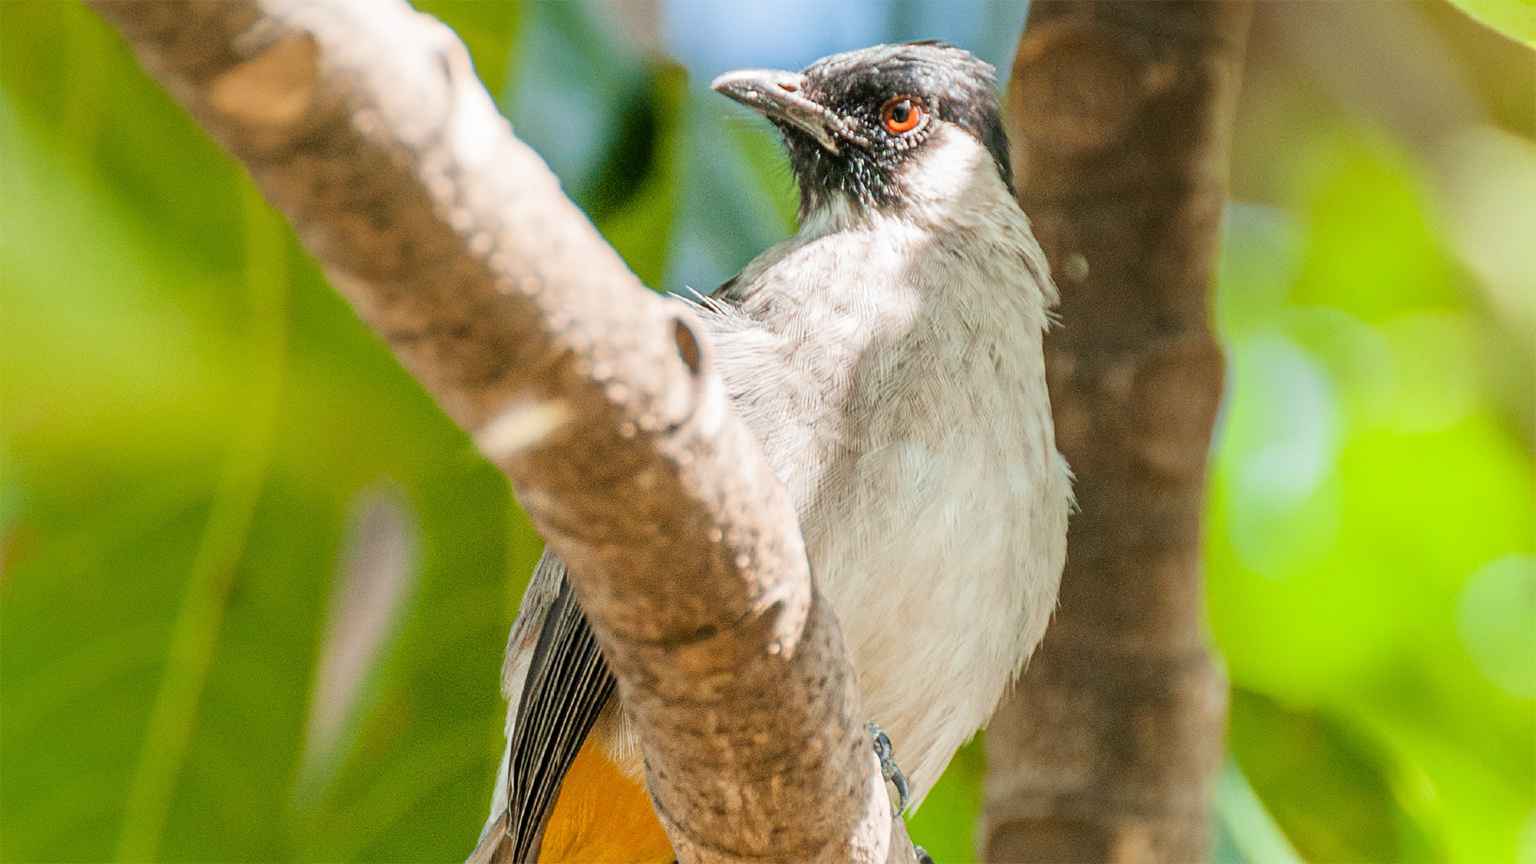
[794,279,1035,618]
[803,293,1021,545]
[706,219,1062,800]
[756,231,1044,525]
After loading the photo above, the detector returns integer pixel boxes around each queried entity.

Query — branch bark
[86,2,913,862]
[983,2,1253,861]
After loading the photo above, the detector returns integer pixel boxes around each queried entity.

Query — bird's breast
[795,306,1059,806]
[799,387,1057,805]
[704,224,1069,806]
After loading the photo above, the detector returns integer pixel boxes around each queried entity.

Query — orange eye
[881,97,925,135]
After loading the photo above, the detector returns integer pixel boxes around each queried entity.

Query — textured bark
[87,2,914,862]
[983,2,1253,862]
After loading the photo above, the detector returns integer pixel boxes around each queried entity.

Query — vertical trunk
[983,3,1253,862]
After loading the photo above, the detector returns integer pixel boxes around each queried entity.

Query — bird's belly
[803,436,1037,805]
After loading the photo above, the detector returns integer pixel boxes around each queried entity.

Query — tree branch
[86,2,914,861]
[983,2,1253,861]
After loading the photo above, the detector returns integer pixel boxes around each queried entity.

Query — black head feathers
[713,41,1013,216]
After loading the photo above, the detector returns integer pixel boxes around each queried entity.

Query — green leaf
[1212,759,1304,864]
[1228,691,1437,862]
[1442,0,1536,47]
[595,63,689,289]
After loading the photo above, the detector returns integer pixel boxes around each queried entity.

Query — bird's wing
[469,552,616,864]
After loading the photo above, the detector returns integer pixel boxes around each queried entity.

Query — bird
[469,41,1071,864]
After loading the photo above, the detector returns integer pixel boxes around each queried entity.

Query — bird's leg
[865,721,911,816]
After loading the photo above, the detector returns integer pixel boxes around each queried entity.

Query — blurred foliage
[1,1,1531,863]
[1,2,522,860]
[1210,124,1536,863]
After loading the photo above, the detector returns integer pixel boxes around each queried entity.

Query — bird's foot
[866,721,911,816]
[915,845,935,864]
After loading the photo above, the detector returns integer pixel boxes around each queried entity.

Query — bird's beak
[710,69,846,154]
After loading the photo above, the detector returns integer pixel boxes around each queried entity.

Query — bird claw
[866,721,911,816]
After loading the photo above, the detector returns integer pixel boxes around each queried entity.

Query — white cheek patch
[902,125,993,206]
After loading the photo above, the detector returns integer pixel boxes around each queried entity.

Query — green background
[2,1,1532,862]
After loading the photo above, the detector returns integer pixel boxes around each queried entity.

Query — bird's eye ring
[880,96,926,135]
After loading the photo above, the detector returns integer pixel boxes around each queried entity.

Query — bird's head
[712,41,1012,223]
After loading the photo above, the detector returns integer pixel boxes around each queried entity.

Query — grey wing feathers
[469,553,616,864]
[508,576,614,859]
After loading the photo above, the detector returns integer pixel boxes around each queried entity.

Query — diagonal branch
[983,2,1253,861]
[86,2,914,862]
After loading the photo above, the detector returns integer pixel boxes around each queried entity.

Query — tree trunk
[983,2,1254,861]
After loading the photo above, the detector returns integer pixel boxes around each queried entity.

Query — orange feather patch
[537,734,674,864]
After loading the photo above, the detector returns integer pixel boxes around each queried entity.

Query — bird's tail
[467,737,517,864]
[466,808,515,864]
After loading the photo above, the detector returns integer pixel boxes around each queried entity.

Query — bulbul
[470,41,1070,864]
